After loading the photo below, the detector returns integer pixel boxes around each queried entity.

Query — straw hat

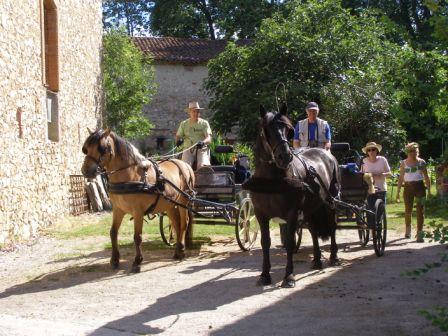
[362,141,382,154]
[185,101,204,112]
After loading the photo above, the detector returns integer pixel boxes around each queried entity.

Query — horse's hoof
[134,256,143,266]
[173,252,185,261]
[110,259,119,270]
[329,258,341,266]
[311,260,323,270]
[281,276,296,288]
[256,274,272,286]
[131,264,141,273]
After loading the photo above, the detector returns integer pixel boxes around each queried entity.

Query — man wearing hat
[175,101,212,169]
[293,102,331,150]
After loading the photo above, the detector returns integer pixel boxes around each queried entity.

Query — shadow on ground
[82,241,447,336]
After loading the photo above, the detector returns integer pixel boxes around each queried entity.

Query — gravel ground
[0,226,447,336]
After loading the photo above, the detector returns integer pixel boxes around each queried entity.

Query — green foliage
[151,0,211,39]
[322,74,406,164]
[103,29,156,139]
[426,0,448,49]
[206,0,403,146]
[342,0,444,50]
[424,220,448,244]
[419,307,448,333]
[401,217,448,333]
[234,142,255,167]
[102,1,152,36]
[209,133,233,165]
[150,0,290,39]
[387,48,448,159]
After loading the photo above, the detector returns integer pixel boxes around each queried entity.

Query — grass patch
[49,212,236,247]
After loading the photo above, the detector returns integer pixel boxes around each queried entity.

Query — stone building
[133,37,249,152]
[0,0,103,244]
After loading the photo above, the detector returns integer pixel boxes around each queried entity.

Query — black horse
[243,104,340,288]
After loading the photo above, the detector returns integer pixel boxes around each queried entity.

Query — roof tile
[133,37,250,64]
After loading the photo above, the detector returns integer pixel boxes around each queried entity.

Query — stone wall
[0,0,103,244]
[138,63,211,153]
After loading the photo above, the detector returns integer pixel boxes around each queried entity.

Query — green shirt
[176,118,212,149]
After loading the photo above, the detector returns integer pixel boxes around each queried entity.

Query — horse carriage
[287,142,387,257]
[158,145,259,251]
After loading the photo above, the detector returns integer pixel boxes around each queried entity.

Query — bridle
[83,138,112,170]
[258,118,293,166]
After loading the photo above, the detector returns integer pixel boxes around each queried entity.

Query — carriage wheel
[235,198,258,251]
[357,211,370,246]
[159,214,175,246]
[372,199,387,257]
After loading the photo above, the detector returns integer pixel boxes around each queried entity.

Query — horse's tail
[309,156,339,240]
[309,204,336,240]
[329,156,340,198]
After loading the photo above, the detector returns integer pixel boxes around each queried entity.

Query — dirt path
[0,226,447,336]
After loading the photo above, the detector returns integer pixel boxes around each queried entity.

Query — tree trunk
[194,0,216,40]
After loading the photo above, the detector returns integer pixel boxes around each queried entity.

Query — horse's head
[258,103,294,170]
[81,127,113,178]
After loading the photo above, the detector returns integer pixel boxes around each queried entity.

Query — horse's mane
[84,129,147,166]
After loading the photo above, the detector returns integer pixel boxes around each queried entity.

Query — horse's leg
[176,206,189,259]
[329,210,340,266]
[131,213,144,273]
[167,208,183,260]
[110,208,125,269]
[257,216,272,286]
[310,228,323,270]
[281,213,298,288]
[329,229,340,266]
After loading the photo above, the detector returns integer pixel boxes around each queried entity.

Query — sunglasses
[367,148,377,152]
[408,149,417,153]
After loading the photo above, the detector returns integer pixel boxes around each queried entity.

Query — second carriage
[290,142,388,256]
[159,145,259,251]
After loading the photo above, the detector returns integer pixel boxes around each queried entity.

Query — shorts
[181,147,211,168]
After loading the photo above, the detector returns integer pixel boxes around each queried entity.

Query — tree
[102,29,156,139]
[342,0,447,50]
[387,48,448,159]
[150,0,290,39]
[322,74,406,164]
[150,0,211,39]
[205,0,403,149]
[103,0,153,36]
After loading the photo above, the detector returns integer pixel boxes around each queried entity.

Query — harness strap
[293,151,336,208]
[144,193,161,217]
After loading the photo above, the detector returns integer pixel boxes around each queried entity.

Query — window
[42,0,59,141]
[43,0,59,92]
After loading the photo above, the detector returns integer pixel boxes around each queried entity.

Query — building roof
[133,37,251,65]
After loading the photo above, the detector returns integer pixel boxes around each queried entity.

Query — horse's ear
[87,127,93,135]
[280,102,287,116]
[103,127,111,138]
[260,104,267,118]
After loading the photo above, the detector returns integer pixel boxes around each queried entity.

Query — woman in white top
[396,142,431,241]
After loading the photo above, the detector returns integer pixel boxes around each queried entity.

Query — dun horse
[243,104,340,287]
[81,128,195,272]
